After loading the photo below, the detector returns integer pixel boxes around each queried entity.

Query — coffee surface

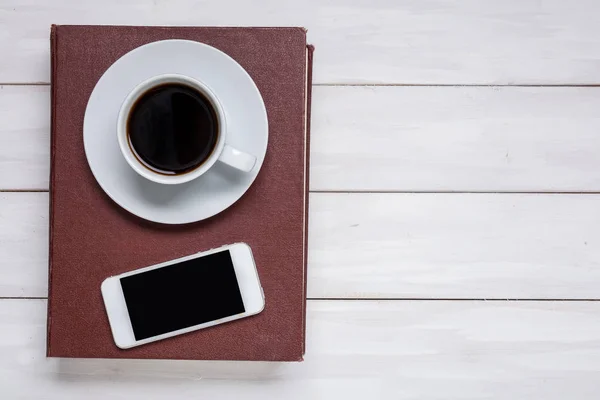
[127,83,219,174]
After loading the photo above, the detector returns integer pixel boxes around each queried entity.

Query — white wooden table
[2,1,600,398]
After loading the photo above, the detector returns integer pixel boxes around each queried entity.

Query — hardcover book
[48,25,313,361]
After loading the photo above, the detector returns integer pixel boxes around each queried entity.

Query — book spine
[301,44,315,359]
[46,24,58,357]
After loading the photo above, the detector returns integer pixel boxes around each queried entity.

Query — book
[48,25,313,361]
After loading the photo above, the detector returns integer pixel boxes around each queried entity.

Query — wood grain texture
[3,192,600,299]
[4,85,600,192]
[2,0,600,84]
[309,193,600,299]
[0,85,49,190]
[311,86,600,192]
[2,299,600,399]
[0,193,48,297]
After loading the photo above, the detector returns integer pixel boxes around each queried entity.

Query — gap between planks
[2,297,600,301]
[6,82,600,87]
[7,189,600,195]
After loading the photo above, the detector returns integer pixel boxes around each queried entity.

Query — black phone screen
[120,250,245,341]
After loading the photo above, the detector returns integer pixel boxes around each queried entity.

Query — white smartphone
[101,243,264,349]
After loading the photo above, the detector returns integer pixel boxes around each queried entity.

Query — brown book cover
[48,25,313,361]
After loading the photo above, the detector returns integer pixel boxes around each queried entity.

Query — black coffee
[127,83,219,174]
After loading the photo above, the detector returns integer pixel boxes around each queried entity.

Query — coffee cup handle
[218,144,256,172]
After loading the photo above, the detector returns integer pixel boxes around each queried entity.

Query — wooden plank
[0,193,47,297]
[2,299,600,399]
[311,85,600,192]
[5,85,600,192]
[3,192,600,299]
[309,193,600,299]
[2,1,600,84]
[0,85,49,190]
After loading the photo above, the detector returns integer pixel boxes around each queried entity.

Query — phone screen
[120,250,245,341]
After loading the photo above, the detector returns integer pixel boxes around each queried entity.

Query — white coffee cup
[117,74,256,185]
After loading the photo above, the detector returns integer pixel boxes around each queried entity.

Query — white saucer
[83,40,268,224]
